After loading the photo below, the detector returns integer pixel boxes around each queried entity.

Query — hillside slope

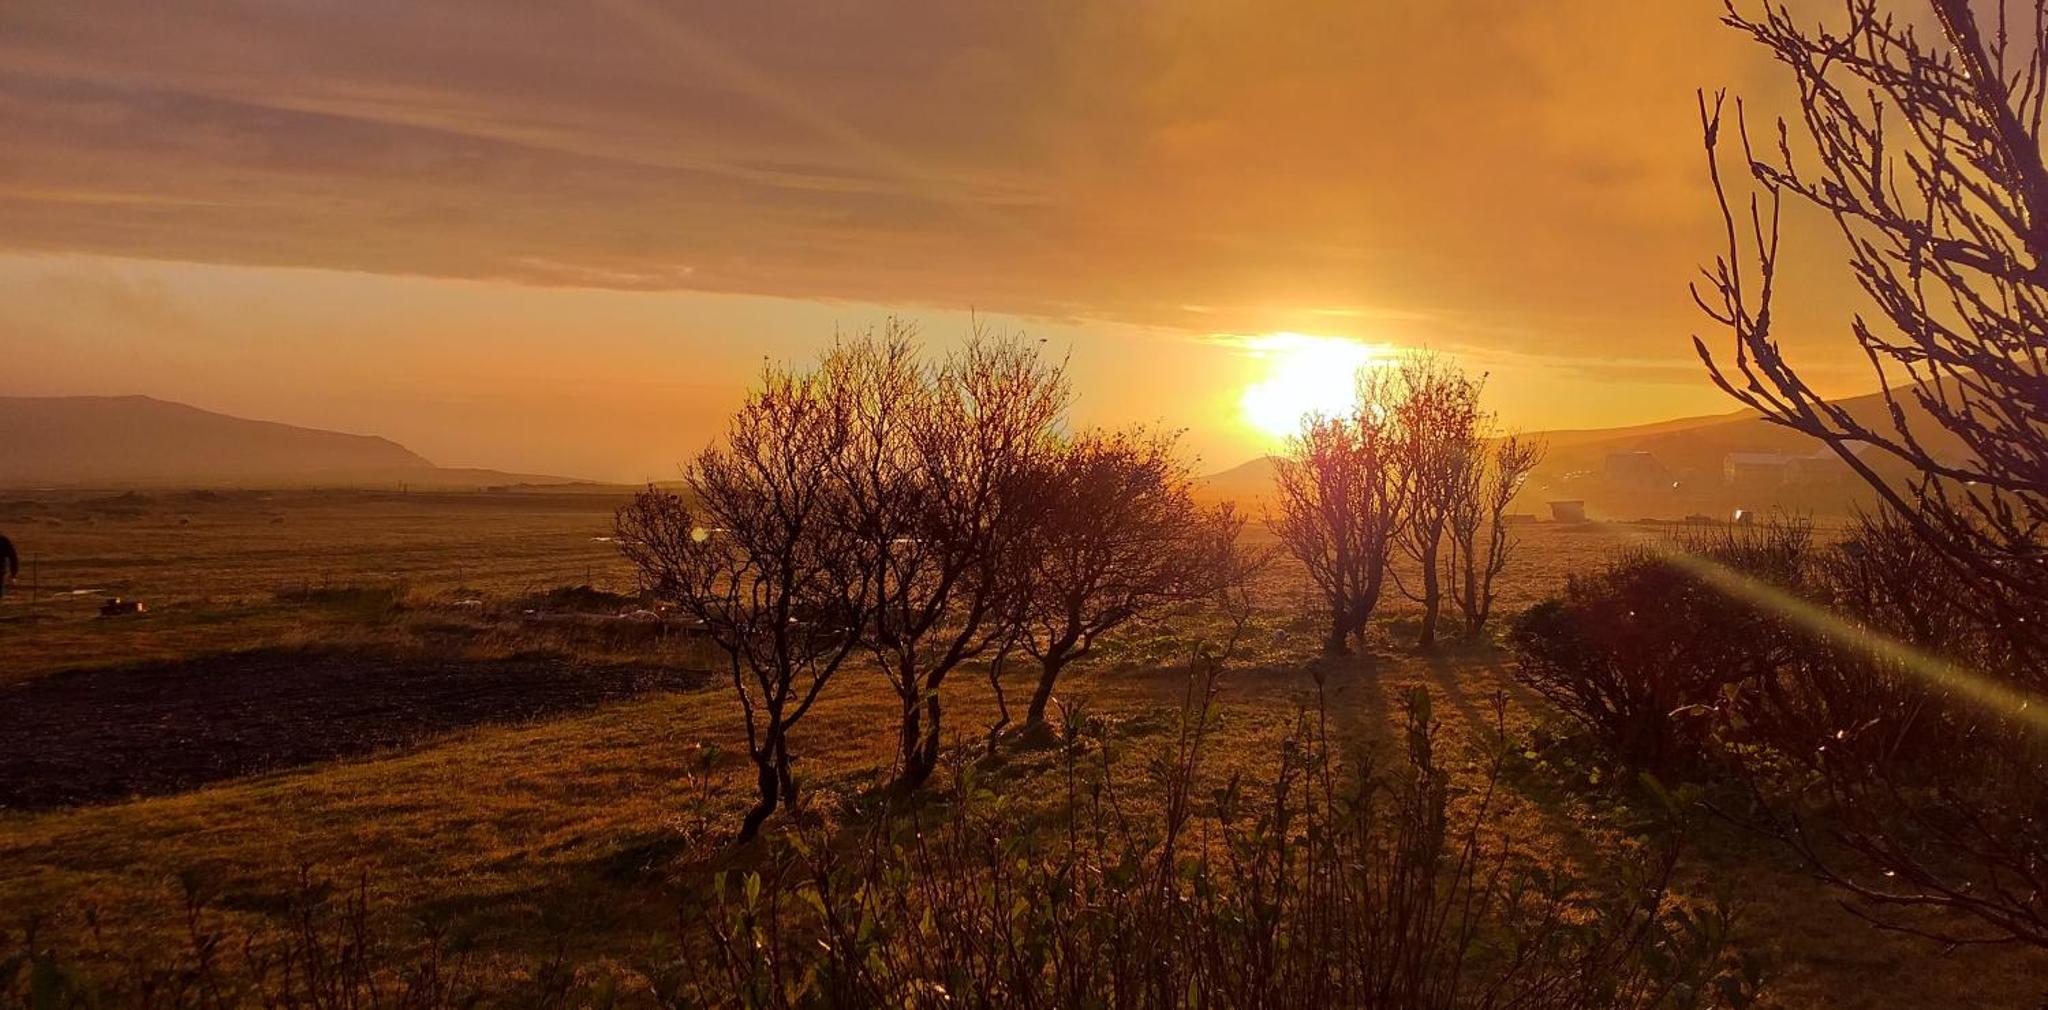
[1198,387,1963,516]
[1535,387,1964,477]
[0,396,570,488]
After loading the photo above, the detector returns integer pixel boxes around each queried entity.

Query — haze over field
[0,1,1899,480]
[3,388,1934,524]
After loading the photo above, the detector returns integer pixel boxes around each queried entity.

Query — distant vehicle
[98,597,146,617]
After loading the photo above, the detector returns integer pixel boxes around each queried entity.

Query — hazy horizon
[1,1,1888,481]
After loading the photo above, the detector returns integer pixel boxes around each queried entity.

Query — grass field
[0,490,2040,1007]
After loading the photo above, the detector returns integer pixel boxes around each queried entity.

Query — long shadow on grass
[400,692,1215,962]
[0,647,704,810]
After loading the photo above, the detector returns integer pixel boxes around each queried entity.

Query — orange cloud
[0,1,1882,476]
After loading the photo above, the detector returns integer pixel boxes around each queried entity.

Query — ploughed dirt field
[0,647,696,810]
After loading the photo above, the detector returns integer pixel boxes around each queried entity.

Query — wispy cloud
[0,1,1821,351]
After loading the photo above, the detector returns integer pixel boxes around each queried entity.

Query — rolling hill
[1531,387,1963,477]
[1197,387,1962,518]
[0,396,581,488]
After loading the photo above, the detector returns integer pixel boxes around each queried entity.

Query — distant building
[1724,452,1798,484]
[1548,499,1588,523]
[1603,450,1672,487]
[1791,451,1857,483]
[1723,448,1863,485]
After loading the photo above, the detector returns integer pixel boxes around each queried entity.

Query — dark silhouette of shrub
[1508,524,1810,773]
[1512,510,2048,948]
[0,532,17,604]
[1720,512,2048,947]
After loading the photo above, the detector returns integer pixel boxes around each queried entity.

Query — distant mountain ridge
[0,396,578,488]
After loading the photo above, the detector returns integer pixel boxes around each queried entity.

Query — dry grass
[0,489,636,679]
[0,492,2039,1006]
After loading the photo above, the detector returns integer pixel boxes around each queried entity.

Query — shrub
[6,678,1766,1009]
[678,666,1763,1008]
[1511,511,2048,948]
[1507,524,1811,772]
[1720,512,2048,947]
[3,870,492,1010]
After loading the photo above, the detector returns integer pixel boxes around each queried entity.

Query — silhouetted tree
[835,326,1069,791]
[1696,0,2048,946]
[616,358,868,843]
[1446,432,1542,636]
[1389,354,1487,651]
[1270,371,1408,655]
[1011,427,1247,731]
[1696,0,2048,630]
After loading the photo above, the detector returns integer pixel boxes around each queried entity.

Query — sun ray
[1646,541,2048,737]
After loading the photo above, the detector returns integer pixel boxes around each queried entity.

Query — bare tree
[836,326,1070,792]
[1389,354,1487,651]
[1010,427,1248,733]
[615,360,867,843]
[1695,0,2048,946]
[1695,0,2048,630]
[1445,432,1543,636]
[1269,371,1408,655]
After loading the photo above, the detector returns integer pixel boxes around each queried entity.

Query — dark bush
[1511,511,2048,948]
[1507,524,1810,772]
[1719,512,2048,947]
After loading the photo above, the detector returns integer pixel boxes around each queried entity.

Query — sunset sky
[0,1,1878,481]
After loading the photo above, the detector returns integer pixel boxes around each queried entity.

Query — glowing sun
[1238,333,1396,439]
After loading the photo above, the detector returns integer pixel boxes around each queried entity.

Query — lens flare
[1647,542,2048,737]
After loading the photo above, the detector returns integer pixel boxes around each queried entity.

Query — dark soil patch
[0,648,696,810]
